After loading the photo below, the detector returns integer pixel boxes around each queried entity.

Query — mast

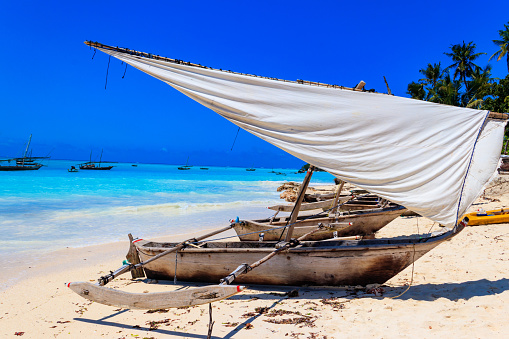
[23,135,32,158]
[99,149,103,168]
[284,165,315,242]
[20,134,33,166]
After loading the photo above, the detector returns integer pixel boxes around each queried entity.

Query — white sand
[2,186,509,338]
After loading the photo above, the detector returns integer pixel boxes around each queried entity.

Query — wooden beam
[284,166,315,242]
[383,76,392,95]
[488,112,508,120]
[354,81,366,91]
[331,180,346,214]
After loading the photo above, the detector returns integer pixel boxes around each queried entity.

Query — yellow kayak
[462,209,509,226]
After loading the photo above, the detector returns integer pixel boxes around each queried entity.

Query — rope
[454,112,489,225]
[230,127,241,151]
[174,250,178,284]
[105,55,111,90]
[122,63,127,79]
[386,243,416,299]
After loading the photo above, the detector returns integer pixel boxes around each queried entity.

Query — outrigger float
[68,41,508,312]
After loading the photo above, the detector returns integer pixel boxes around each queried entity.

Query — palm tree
[431,74,461,107]
[464,65,494,108]
[418,63,445,100]
[489,22,509,72]
[444,41,485,92]
[407,81,425,100]
[418,63,444,88]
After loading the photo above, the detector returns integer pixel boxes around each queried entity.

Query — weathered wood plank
[126,233,145,279]
[68,282,244,309]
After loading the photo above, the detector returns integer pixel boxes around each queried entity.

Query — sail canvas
[92,44,506,226]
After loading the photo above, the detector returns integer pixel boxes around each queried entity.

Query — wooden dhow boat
[247,175,406,241]
[232,206,405,241]
[78,149,114,170]
[133,221,467,287]
[68,41,508,311]
[0,135,49,171]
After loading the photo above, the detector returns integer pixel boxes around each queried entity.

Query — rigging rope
[104,55,111,90]
[230,127,241,151]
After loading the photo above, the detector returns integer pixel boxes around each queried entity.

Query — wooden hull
[134,224,464,287]
[79,166,113,170]
[0,164,42,171]
[463,209,509,226]
[233,206,405,241]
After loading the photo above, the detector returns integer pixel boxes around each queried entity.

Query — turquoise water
[0,160,334,258]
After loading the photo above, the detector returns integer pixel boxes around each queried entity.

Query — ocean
[0,160,334,259]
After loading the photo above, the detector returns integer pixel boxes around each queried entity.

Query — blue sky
[1,1,508,168]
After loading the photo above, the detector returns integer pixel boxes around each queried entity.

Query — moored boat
[233,205,405,241]
[78,149,114,170]
[0,135,48,171]
[67,41,508,312]
[134,221,466,286]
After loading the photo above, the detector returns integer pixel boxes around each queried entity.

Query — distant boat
[178,156,191,170]
[78,150,114,170]
[68,166,79,172]
[246,168,255,171]
[132,164,138,167]
[0,135,49,171]
[200,167,209,170]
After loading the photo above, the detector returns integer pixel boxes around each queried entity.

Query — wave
[47,199,279,221]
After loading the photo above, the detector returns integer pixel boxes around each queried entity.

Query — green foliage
[484,75,509,149]
[489,21,509,72]
[483,75,509,113]
[444,41,485,90]
[407,22,509,153]
[408,42,491,107]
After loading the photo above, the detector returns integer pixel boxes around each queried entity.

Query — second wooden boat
[233,205,405,241]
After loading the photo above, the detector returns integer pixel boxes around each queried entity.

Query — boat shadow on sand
[73,278,508,338]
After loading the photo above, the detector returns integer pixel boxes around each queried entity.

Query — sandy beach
[2,181,509,338]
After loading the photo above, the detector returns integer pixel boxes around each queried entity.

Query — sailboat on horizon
[177,156,191,170]
[0,135,49,171]
[78,149,115,170]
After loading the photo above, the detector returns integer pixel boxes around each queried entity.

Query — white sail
[94,45,506,226]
